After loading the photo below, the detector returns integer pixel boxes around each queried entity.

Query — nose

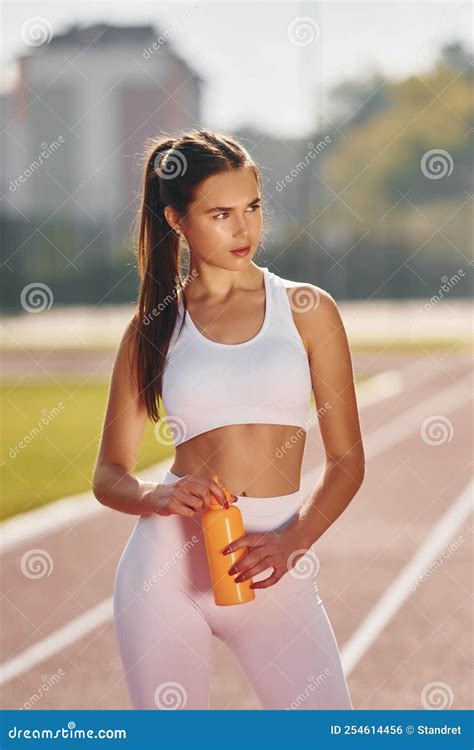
[232,212,251,240]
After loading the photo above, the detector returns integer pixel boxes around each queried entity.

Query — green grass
[0,380,174,521]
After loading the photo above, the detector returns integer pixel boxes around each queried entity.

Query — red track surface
[1,352,472,710]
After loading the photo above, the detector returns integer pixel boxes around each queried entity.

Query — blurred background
[1,3,473,309]
[0,1,472,712]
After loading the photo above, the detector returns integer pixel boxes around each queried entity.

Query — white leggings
[113,469,353,710]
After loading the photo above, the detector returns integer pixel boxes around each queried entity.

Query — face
[167,167,262,268]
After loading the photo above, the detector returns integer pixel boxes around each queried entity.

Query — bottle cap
[211,474,235,507]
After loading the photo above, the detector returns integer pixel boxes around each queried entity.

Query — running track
[0,351,472,710]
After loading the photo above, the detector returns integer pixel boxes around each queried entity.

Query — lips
[231,245,251,256]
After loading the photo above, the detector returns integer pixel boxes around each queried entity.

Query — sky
[1,1,472,138]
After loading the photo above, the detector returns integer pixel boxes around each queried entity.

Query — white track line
[0,462,172,554]
[0,599,113,687]
[341,478,473,676]
[356,369,405,408]
[302,371,472,493]
[0,367,409,554]
[361,373,472,460]
[0,492,105,555]
[0,366,469,686]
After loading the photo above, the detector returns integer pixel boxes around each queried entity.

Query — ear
[163,206,180,232]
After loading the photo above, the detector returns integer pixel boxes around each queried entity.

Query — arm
[92,315,158,516]
[296,286,365,547]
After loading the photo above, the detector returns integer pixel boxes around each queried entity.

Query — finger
[181,475,238,509]
[210,474,232,506]
[169,499,194,518]
[189,479,229,509]
[179,492,206,512]
[223,533,265,555]
[250,570,283,589]
[228,550,273,577]
[181,483,234,513]
[170,485,205,513]
[180,482,220,510]
[234,557,277,583]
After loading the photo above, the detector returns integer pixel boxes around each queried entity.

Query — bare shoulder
[282,280,345,356]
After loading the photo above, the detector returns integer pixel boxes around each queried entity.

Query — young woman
[92,128,365,710]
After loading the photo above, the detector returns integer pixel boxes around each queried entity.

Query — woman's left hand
[223,520,313,589]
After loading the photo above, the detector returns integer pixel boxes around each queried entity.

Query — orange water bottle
[201,475,256,606]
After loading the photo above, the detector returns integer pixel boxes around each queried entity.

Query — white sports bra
[161,266,313,447]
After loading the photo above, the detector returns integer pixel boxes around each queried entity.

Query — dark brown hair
[131,128,263,422]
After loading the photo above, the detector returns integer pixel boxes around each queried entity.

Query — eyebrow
[203,196,261,213]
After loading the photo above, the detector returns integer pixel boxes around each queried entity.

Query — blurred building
[2,22,203,254]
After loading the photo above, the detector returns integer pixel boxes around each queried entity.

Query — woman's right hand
[153,474,235,518]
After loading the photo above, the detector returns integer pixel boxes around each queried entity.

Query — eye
[213,203,261,220]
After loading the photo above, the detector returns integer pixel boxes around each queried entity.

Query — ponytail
[133,137,186,422]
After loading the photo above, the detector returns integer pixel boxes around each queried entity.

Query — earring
[175,229,181,237]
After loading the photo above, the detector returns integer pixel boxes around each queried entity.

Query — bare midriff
[170,422,307,498]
